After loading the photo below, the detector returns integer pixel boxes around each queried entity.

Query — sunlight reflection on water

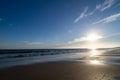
[90,49,100,57]
[88,49,105,65]
[89,60,102,65]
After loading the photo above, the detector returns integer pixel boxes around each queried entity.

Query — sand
[0,61,120,80]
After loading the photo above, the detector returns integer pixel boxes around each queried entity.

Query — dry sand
[0,61,120,80]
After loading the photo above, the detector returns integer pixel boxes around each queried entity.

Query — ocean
[0,49,89,68]
[0,49,120,68]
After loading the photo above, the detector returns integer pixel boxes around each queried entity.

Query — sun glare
[90,49,100,56]
[86,33,102,42]
[90,60,101,64]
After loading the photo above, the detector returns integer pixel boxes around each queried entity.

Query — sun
[86,33,102,42]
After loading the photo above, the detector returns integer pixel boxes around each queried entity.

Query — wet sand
[0,61,120,80]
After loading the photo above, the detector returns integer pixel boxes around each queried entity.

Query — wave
[0,49,89,59]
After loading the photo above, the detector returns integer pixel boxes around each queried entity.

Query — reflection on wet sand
[82,49,106,65]
[90,60,101,64]
[90,49,100,56]
[81,48,120,66]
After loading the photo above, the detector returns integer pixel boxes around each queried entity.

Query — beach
[0,61,120,80]
[0,0,120,80]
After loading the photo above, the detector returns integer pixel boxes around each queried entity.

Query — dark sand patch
[0,62,120,80]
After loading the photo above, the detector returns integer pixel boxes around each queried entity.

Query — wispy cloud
[68,37,86,44]
[68,32,120,44]
[21,41,43,45]
[94,0,115,12]
[93,13,120,24]
[74,0,115,23]
[100,0,114,11]
[0,18,3,21]
[105,33,120,38]
[92,0,115,14]
[88,10,95,16]
[68,34,103,44]
[95,0,115,11]
[74,7,88,23]
[95,4,101,10]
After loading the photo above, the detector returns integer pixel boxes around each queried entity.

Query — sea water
[0,49,89,68]
[0,49,120,68]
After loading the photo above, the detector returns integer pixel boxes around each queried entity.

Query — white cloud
[90,0,115,16]
[95,0,114,11]
[68,32,120,45]
[74,0,115,23]
[21,41,43,45]
[100,0,114,11]
[74,7,88,23]
[105,33,120,38]
[95,4,101,10]
[0,18,3,21]
[68,33,103,44]
[68,37,86,44]
[93,13,120,24]
[88,10,95,16]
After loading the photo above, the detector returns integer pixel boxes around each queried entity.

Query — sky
[0,0,120,49]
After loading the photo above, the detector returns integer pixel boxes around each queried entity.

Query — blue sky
[0,0,120,49]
